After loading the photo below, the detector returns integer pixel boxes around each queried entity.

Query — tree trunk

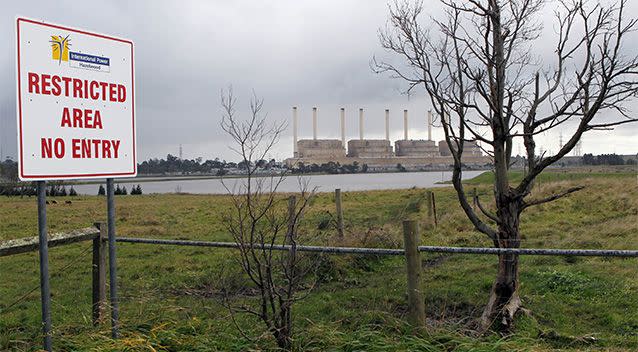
[274,329,292,351]
[480,252,521,331]
[273,304,293,351]
[480,202,522,331]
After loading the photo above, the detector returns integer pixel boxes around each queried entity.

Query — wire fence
[0,223,638,349]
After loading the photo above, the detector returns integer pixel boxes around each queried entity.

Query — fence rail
[0,227,99,257]
[116,236,638,257]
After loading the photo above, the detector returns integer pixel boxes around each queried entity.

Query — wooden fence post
[287,196,298,278]
[402,220,425,327]
[426,191,433,219]
[335,189,344,238]
[92,222,107,326]
[472,187,477,211]
[287,196,297,239]
[431,192,438,228]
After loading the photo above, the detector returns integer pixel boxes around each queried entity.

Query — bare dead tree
[219,88,316,350]
[375,0,638,331]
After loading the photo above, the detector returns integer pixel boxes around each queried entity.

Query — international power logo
[49,34,111,73]
[50,35,70,64]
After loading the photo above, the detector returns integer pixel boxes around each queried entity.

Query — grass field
[1,168,637,351]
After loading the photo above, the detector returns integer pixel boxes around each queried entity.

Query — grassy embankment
[0,167,637,351]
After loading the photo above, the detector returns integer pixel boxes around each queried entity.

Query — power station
[285,107,489,170]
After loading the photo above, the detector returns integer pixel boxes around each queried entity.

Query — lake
[72,170,486,195]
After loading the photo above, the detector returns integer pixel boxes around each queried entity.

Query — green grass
[459,166,637,186]
[1,168,637,351]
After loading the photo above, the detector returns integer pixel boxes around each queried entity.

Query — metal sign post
[36,181,52,351]
[106,178,120,338]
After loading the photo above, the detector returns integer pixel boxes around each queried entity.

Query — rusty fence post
[335,189,344,238]
[402,220,425,326]
[92,222,107,325]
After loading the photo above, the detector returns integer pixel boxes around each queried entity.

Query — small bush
[317,212,332,230]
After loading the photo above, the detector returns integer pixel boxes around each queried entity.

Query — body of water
[72,170,485,195]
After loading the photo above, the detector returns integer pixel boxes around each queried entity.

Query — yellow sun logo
[50,35,71,64]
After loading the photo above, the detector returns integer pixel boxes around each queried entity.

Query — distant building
[438,140,482,157]
[296,139,345,159]
[395,140,438,157]
[286,106,492,169]
[348,140,393,158]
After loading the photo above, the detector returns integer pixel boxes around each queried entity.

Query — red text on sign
[71,139,121,159]
[60,108,103,129]
[41,138,65,159]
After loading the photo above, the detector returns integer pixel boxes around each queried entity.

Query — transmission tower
[573,139,582,157]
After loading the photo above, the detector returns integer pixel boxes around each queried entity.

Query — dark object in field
[65,200,72,204]
[46,200,50,205]
[51,200,58,204]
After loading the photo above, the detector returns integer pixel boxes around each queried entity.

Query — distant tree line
[0,159,18,182]
[0,182,78,197]
[137,154,281,175]
[97,184,143,195]
[291,161,368,174]
[582,153,636,165]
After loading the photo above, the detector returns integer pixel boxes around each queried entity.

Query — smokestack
[293,107,298,156]
[403,109,408,140]
[359,108,364,141]
[312,107,317,140]
[340,108,346,148]
[385,109,390,141]
[427,109,432,141]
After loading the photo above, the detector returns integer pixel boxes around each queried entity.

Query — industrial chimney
[312,107,317,140]
[340,108,346,148]
[427,109,432,141]
[293,107,298,156]
[403,109,408,140]
[385,109,390,141]
[359,108,364,141]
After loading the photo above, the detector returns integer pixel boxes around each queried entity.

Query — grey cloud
[1,0,636,162]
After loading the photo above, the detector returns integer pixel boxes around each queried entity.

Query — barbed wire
[0,243,93,314]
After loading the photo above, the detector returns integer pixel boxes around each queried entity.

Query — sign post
[36,180,52,350]
[16,18,135,349]
[106,178,119,338]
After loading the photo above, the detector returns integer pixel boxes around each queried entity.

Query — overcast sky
[1,0,636,162]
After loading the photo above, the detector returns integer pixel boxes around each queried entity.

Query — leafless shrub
[219,87,317,350]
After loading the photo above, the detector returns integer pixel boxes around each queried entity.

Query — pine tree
[131,184,143,195]
[98,185,106,196]
[69,187,77,196]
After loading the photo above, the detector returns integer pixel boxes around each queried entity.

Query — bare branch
[522,186,585,209]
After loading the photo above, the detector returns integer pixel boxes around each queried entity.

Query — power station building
[286,106,491,170]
